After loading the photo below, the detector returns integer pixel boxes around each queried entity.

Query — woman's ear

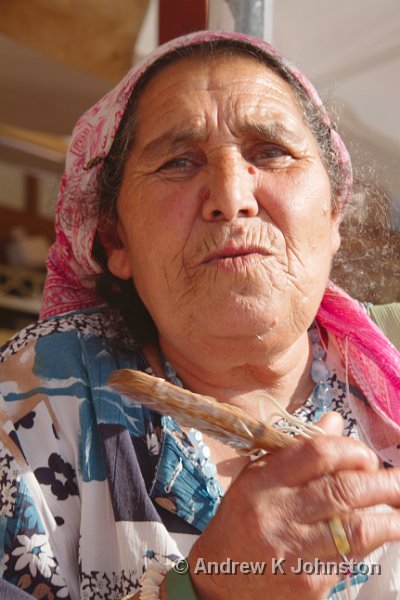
[107,247,132,280]
[98,225,132,281]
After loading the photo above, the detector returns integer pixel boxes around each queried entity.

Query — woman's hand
[187,414,400,600]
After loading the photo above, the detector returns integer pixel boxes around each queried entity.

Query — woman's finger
[297,468,400,522]
[251,434,379,487]
[299,509,400,562]
[317,411,345,436]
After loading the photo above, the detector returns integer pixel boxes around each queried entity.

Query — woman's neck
[148,330,314,422]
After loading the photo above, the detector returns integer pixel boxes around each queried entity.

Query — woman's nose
[201,154,259,221]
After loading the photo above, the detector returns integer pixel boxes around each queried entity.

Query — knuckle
[301,437,334,472]
[386,468,400,494]
[325,473,357,512]
[347,513,369,549]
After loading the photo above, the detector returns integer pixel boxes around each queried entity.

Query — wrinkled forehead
[129,49,321,160]
[130,53,310,153]
[135,50,296,101]
[136,45,287,90]
[125,43,304,135]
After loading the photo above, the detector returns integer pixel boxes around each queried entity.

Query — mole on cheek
[198,186,210,202]
[248,166,257,175]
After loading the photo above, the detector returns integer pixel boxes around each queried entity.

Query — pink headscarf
[40,31,400,435]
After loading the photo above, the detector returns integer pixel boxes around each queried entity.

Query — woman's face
[108,54,341,352]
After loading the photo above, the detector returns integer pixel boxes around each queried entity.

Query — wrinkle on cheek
[286,241,308,272]
[161,264,173,296]
[284,244,316,301]
[163,234,200,307]
[172,265,209,314]
[285,242,330,319]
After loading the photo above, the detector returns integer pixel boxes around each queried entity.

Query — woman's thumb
[316,411,344,436]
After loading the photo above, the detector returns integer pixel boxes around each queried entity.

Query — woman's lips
[203,245,271,266]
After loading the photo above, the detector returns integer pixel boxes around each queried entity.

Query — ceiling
[273,0,400,148]
[0,0,149,140]
[0,0,399,199]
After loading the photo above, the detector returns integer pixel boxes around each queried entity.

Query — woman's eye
[159,156,195,171]
[156,152,205,178]
[249,144,291,166]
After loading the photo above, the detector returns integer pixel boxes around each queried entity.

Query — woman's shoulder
[0,307,147,367]
[0,308,154,467]
[0,307,147,404]
[0,308,114,361]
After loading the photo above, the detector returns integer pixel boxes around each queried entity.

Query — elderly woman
[1,31,400,600]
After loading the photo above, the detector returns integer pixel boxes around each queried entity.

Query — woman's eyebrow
[139,126,207,161]
[237,120,302,144]
[139,119,302,161]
